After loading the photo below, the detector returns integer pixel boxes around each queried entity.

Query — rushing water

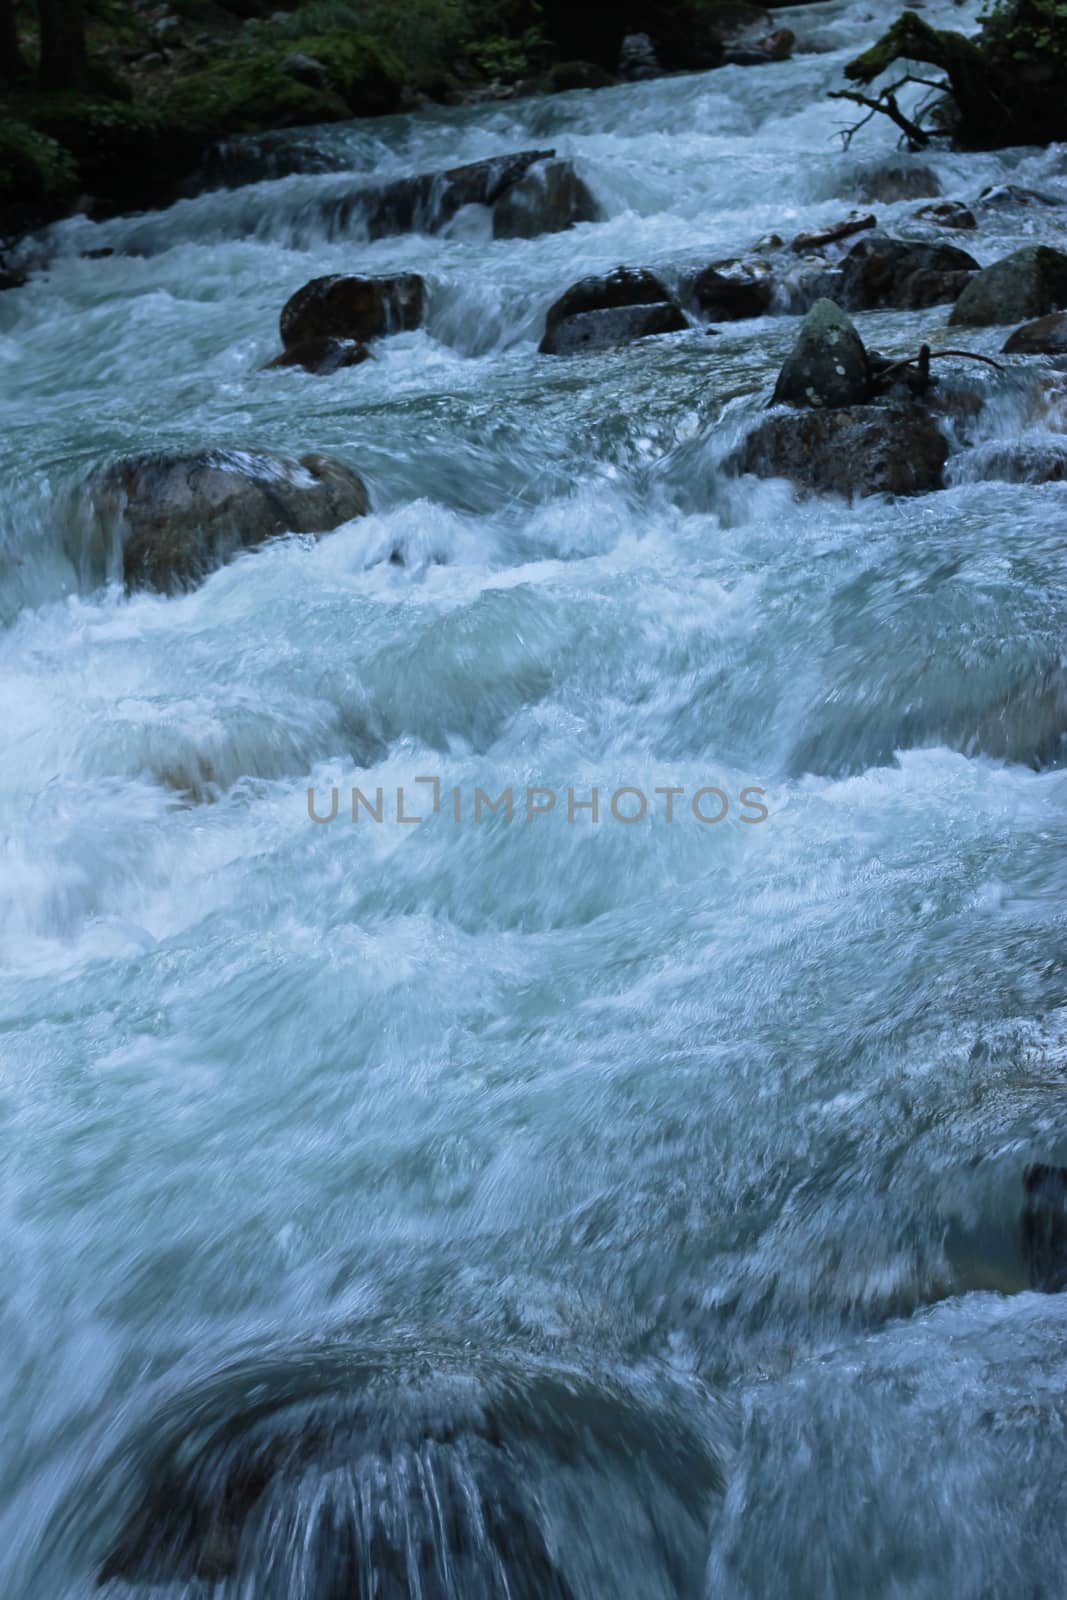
[3,0,1067,1593]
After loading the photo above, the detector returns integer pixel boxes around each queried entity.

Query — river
[2,0,1067,1594]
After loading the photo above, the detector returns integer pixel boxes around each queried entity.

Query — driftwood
[869,343,1007,399]
[791,213,876,253]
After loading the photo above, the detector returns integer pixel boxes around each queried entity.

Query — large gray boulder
[279,273,425,348]
[950,245,1067,327]
[839,231,978,310]
[731,405,947,498]
[88,449,369,593]
[319,149,593,240]
[539,266,687,355]
[688,255,773,320]
[771,299,870,409]
[492,160,600,239]
[1002,311,1067,357]
[542,302,688,355]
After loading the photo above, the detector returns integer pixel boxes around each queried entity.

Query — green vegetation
[0,0,558,221]
[0,115,76,200]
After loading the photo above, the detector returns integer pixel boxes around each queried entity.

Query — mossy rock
[544,60,616,91]
[161,30,404,141]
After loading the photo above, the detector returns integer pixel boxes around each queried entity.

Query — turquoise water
[3,1,1067,1593]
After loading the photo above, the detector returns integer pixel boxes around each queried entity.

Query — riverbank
[1,0,804,235]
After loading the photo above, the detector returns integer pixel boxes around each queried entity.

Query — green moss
[981,0,1067,71]
[0,119,78,205]
[284,31,405,110]
[160,30,404,140]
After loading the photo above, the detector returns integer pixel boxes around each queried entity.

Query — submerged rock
[492,160,599,239]
[914,199,977,230]
[839,231,978,310]
[1023,1164,1067,1292]
[1003,312,1067,357]
[956,440,1067,484]
[723,27,794,66]
[92,1345,720,1596]
[88,449,369,593]
[264,337,372,374]
[541,301,688,355]
[192,132,353,190]
[731,405,947,498]
[319,149,579,240]
[978,184,1062,211]
[771,298,871,409]
[279,272,425,348]
[855,162,940,203]
[950,246,1067,327]
[539,266,687,354]
[688,255,773,320]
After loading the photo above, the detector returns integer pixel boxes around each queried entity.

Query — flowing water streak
[3,0,1067,1592]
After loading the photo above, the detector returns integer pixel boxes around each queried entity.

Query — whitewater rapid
[3,0,1067,1593]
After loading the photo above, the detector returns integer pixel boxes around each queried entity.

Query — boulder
[619,32,659,79]
[94,1346,715,1596]
[688,255,773,320]
[1002,311,1067,357]
[839,231,978,310]
[192,132,352,190]
[950,246,1067,327]
[959,441,1067,484]
[264,337,372,374]
[771,298,871,409]
[914,199,977,230]
[731,405,947,498]
[540,265,686,354]
[323,149,561,239]
[88,449,369,593]
[723,27,793,66]
[978,184,1062,210]
[760,27,794,60]
[856,162,940,202]
[279,273,424,348]
[892,266,976,310]
[492,160,599,239]
[544,60,616,91]
[541,302,687,356]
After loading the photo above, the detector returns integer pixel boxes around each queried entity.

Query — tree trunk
[843,7,1067,148]
[0,0,27,84]
[37,0,90,92]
